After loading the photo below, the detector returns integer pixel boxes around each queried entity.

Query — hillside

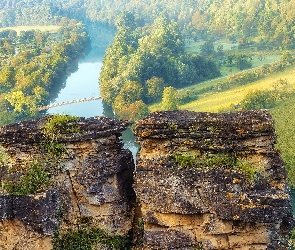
[193,0,295,48]
[180,64,295,112]
[271,94,295,188]
[0,0,294,48]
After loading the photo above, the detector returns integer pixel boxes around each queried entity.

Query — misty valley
[0,0,295,249]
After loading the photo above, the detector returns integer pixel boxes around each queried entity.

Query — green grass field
[180,64,295,112]
[185,38,240,54]
[0,25,61,34]
[185,38,281,76]
[271,94,295,187]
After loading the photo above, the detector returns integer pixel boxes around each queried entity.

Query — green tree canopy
[100,13,220,120]
[161,86,179,111]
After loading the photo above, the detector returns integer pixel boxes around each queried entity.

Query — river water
[47,61,103,117]
[46,60,139,157]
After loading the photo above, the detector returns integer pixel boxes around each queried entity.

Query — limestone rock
[134,110,294,249]
[0,116,135,249]
[0,110,293,250]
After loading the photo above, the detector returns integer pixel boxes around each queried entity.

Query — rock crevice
[0,110,293,249]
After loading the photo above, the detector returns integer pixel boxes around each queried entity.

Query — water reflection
[47,62,103,117]
[46,60,139,157]
[121,128,139,160]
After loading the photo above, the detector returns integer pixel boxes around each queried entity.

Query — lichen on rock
[0,115,135,249]
[134,110,294,249]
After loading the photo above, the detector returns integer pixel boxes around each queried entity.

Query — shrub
[241,90,278,110]
[43,114,79,141]
[42,114,79,157]
[53,227,131,250]
[3,161,50,195]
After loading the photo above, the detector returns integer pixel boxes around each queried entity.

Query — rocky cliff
[0,110,293,250]
[0,116,135,249]
[133,110,294,249]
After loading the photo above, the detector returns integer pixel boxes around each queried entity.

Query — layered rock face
[0,116,135,249]
[0,110,293,249]
[134,110,294,250]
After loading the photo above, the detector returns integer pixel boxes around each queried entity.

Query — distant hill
[1,0,294,48]
[193,0,295,49]
[0,0,198,26]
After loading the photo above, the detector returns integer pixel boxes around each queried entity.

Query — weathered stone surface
[0,189,61,234]
[0,116,130,146]
[134,110,294,249]
[0,219,53,250]
[143,228,195,249]
[0,110,293,249]
[0,116,135,249]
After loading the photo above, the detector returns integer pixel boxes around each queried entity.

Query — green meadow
[180,64,295,112]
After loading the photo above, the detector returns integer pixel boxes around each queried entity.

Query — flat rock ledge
[134,110,295,250]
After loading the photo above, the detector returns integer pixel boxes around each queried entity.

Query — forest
[0,18,90,126]
[0,0,294,49]
[99,13,220,121]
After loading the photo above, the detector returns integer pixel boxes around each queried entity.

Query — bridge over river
[38,96,102,111]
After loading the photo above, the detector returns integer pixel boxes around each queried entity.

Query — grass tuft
[172,152,260,183]
[3,161,50,195]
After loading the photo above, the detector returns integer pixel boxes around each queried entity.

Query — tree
[161,86,179,110]
[113,80,143,114]
[5,90,37,117]
[280,50,293,65]
[5,90,26,113]
[0,66,14,93]
[145,77,166,103]
[200,39,215,57]
[118,100,149,121]
[99,12,139,104]
[148,16,184,55]
[235,54,252,70]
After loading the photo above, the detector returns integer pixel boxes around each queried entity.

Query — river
[47,61,103,117]
[46,60,139,157]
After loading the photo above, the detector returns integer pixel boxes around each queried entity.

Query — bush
[43,114,79,140]
[3,161,50,195]
[241,90,278,110]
